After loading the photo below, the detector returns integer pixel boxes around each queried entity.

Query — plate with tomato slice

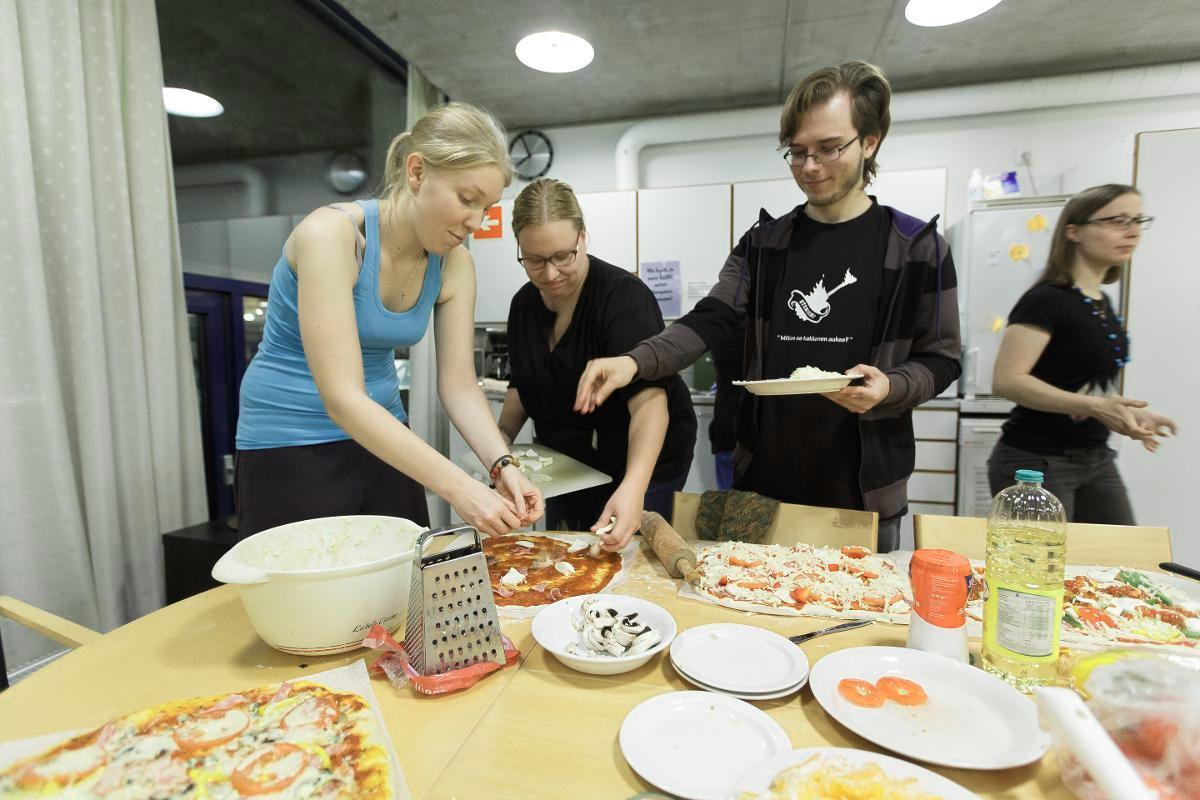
[809,646,1051,770]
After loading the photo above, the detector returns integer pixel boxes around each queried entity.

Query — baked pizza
[483,534,623,608]
[691,540,911,619]
[0,680,392,798]
[966,563,1200,650]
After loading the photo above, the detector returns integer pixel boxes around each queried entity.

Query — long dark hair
[1038,184,1139,287]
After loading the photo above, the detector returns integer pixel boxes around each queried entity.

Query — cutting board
[509,442,612,499]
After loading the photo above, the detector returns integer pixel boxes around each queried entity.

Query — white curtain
[0,0,206,673]
[404,66,452,526]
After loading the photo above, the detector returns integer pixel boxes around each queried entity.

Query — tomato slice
[1076,605,1119,629]
[231,743,310,795]
[876,676,928,706]
[838,678,886,708]
[282,697,339,730]
[172,707,250,754]
[15,745,107,789]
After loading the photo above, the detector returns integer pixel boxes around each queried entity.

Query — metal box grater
[404,525,506,676]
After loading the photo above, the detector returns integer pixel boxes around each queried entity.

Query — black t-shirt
[746,202,888,508]
[1001,283,1129,452]
[507,258,697,483]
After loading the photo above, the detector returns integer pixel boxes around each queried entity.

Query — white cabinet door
[577,190,636,271]
[179,220,230,277]
[469,199,525,323]
[637,184,732,318]
[227,216,292,283]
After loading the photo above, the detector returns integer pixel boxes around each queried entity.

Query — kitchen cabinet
[636,184,732,318]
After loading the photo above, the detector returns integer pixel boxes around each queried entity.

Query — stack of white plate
[669,623,810,700]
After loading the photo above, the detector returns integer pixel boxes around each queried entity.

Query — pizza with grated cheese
[965,563,1200,651]
[0,680,392,798]
[690,541,912,620]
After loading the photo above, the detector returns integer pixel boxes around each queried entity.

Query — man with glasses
[575,61,961,552]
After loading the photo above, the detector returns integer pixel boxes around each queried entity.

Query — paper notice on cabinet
[641,260,681,317]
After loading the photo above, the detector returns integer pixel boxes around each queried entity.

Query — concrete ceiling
[344,0,1200,128]
[158,0,388,165]
[160,0,1200,163]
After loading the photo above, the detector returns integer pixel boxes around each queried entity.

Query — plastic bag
[361,624,520,696]
[1055,650,1200,799]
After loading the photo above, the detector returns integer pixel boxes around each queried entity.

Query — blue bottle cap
[1015,469,1044,483]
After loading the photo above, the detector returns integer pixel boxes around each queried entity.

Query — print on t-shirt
[786,268,858,324]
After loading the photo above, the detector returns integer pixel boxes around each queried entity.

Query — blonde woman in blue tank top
[236,103,543,536]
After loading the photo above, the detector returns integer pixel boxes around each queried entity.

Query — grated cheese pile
[736,754,944,800]
[237,518,425,571]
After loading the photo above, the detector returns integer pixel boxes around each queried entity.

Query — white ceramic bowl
[211,515,425,655]
[532,594,676,676]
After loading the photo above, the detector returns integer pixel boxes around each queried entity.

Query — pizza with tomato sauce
[0,680,392,798]
[689,540,912,620]
[483,534,624,608]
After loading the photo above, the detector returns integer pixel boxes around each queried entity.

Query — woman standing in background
[989,184,1176,522]
[235,103,543,536]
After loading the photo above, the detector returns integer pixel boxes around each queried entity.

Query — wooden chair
[912,514,1173,571]
[0,596,100,691]
[671,491,878,551]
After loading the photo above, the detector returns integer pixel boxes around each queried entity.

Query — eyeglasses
[1079,215,1155,231]
[517,235,581,271]
[782,136,861,167]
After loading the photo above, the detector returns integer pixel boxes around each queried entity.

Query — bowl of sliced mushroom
[532,594,677,676]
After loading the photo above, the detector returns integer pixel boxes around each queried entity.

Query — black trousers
[235,438,430,538]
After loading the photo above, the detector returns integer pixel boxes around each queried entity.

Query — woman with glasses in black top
[499,178,696,551]
[989,184,1177,522]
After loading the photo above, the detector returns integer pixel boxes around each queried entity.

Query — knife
[1159,562,1200,582]
[789,620,872,644]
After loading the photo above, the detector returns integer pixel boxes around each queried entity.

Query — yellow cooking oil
[982,469,1067,692]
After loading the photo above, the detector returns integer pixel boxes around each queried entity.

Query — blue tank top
[236,199,442,449]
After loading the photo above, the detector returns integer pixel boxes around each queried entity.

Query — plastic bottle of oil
[981,469,1067,691]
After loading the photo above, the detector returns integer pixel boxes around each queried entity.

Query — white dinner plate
[620,691,792,800]
[670,624,810,694]
[733,373,862,396]
[809,646,1051,770]
[672,653,807,700]
[730,746,979,799]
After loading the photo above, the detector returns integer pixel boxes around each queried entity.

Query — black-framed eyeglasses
[782,136,861,167]
[517,234,582,271]
[1078,215,1155,231]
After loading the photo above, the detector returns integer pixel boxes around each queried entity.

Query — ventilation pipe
[173,163,271,217]
[615,61,1200,190]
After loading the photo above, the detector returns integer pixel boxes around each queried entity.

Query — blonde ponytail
[382,131,413,196]
[380,102,513,198]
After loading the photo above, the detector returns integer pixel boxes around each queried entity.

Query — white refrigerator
[956,195,1072,398]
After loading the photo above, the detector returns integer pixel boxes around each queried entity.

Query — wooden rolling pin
[640,511,699,585]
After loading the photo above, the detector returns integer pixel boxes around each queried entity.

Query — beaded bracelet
[488,454,521,487]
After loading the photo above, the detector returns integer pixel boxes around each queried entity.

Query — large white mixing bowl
[211,515,425,655]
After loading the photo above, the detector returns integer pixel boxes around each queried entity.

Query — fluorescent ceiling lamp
[905,0,1003,26]
[515,31,594,73]
[162,87,224,118]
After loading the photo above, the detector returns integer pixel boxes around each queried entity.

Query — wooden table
[0,541,1071,799]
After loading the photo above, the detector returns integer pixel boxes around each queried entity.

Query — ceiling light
[905,0,1003,27]
[162,87,224,118]
[515,31,594,73]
